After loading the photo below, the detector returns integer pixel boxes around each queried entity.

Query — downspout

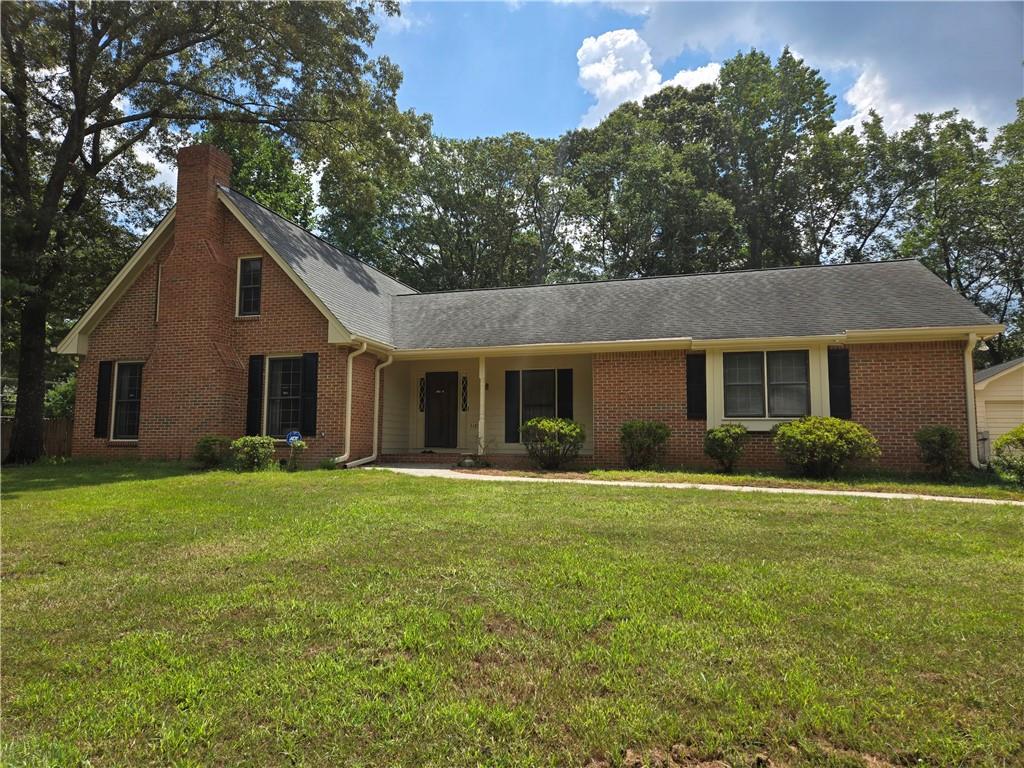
[964,333,981,468]
[332,342,368,465]
[345,354,395,468]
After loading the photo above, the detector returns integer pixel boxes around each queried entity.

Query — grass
[459,466,1024,502]
[2,461,1023,767]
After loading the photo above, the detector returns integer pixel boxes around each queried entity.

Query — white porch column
[477,356,487,455]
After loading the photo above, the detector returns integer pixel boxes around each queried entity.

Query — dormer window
[237,257,262,316]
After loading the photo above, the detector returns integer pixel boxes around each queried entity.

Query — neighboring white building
[975,357,1024,461]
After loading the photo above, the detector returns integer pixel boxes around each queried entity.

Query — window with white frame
[112,362,143,439]
[723,350,810,419]
[266,357,302,437]
[237,257,262,316]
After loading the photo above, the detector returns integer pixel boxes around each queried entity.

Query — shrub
[703,424,749,473]
[520,417,585,470]
[773,416,880,478]
[193,435,232,469]
[286,439,307,471]
[44,376,76,419]
[318,458,337,470]
[990,424,1024,487]
[230,435,277,471]
[914,425,961,479]
[619,420,671,469]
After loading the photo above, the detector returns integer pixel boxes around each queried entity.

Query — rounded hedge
[773,416,880,478]
[990,424,1024,487]
[520,417,585,470]
[703,424,749,473]
[619,419,671,469]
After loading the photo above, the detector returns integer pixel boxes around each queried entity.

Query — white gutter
[345,354,395,468]
[965,333,981,468]
[332,342,368,465]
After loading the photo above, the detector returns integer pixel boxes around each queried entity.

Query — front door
[425,371,458,448]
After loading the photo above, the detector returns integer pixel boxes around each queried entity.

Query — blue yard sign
[285,431,302,446]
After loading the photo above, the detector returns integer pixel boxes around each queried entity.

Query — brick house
[58,145,1002,471]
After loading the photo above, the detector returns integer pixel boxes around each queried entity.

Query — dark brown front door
[425,371,458,448]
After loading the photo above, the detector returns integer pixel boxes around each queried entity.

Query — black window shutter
[246,355,265,435]
[301,352,318,436]
[557,369,574,420]
[828,348,852,419]
[686,353,707,419]
[94,361,114,438]
[504,370,520,443]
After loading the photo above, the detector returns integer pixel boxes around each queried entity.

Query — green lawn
[2,462,1022,767]
[459,467,1024,502]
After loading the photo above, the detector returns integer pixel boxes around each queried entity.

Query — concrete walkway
[366,464,1024,507]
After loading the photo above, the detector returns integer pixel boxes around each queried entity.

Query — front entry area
[424,371,459,448]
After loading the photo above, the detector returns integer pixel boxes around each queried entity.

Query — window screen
[767,350,810,417]
[521,369,556,423]
[724,352,765,417]
[112,363,142,439]
[238,258,262,316]
[267,357,302,437]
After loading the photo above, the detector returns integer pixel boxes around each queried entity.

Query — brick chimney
[140,145,245,458]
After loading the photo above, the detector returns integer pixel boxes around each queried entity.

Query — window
[237,257,262,316]
[723,351,810,419]
[522,369,556,422]
[266,357,302,437]
[112,362,142,440]
[504,368,573,442]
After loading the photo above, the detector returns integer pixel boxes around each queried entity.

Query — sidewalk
[366,465,1024,507]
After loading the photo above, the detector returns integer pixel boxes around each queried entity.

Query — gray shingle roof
[975,356,1024,383]
[390,260,994,349]
[220,187,413,345]
[222,191,995,350]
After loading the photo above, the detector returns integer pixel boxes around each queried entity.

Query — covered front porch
[379,353,595,462]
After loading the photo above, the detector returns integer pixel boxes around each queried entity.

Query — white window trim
[109,360,144,442]
[706,345,831,431]
[154,264,162,324]
[236,256,263,318]
[262,354,303,439]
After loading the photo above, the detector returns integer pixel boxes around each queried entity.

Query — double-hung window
[237,257,262,316]
[504,368,574,442]
[266,357,302,437]
[723,350,810,419]
[112,362,143,440]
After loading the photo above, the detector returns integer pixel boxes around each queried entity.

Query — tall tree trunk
[5,292,51,464]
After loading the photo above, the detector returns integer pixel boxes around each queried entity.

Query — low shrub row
[193,434,308,472]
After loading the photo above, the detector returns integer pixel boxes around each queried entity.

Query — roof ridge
[392,258,923,298]
[218,185,419,294]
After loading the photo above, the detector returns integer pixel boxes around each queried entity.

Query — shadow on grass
[0,459,197,499]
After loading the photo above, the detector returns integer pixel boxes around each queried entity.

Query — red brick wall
[849,341,969,471]
[71,147,379,466]
[592,343,971,473]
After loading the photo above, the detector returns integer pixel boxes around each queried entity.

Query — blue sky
[372,1,1023,138]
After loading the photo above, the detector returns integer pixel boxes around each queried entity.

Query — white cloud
[635,2,1020,132]
[835,69,915,134]
[576,29,720,128]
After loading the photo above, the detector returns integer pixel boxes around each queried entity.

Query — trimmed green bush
[990,424,1024,487]
[286,439,307,471]
[620,420,671,469]
[230,435,277,471]
[193,435,232,469]
[704,424,749,473]
[521,417,585,470]
[914,425,961,479]
[773,416,880,478]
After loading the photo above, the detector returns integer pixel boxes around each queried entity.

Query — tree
[716,49,838,269]
[197,123,317,228]
[1,0,419,462]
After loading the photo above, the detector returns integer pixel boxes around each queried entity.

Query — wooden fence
[1,418,73,458]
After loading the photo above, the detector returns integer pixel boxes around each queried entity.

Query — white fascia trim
[217,188,355,346]
[974,359,1024,391]
[56,209,176,355]
[391,337,694,360]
